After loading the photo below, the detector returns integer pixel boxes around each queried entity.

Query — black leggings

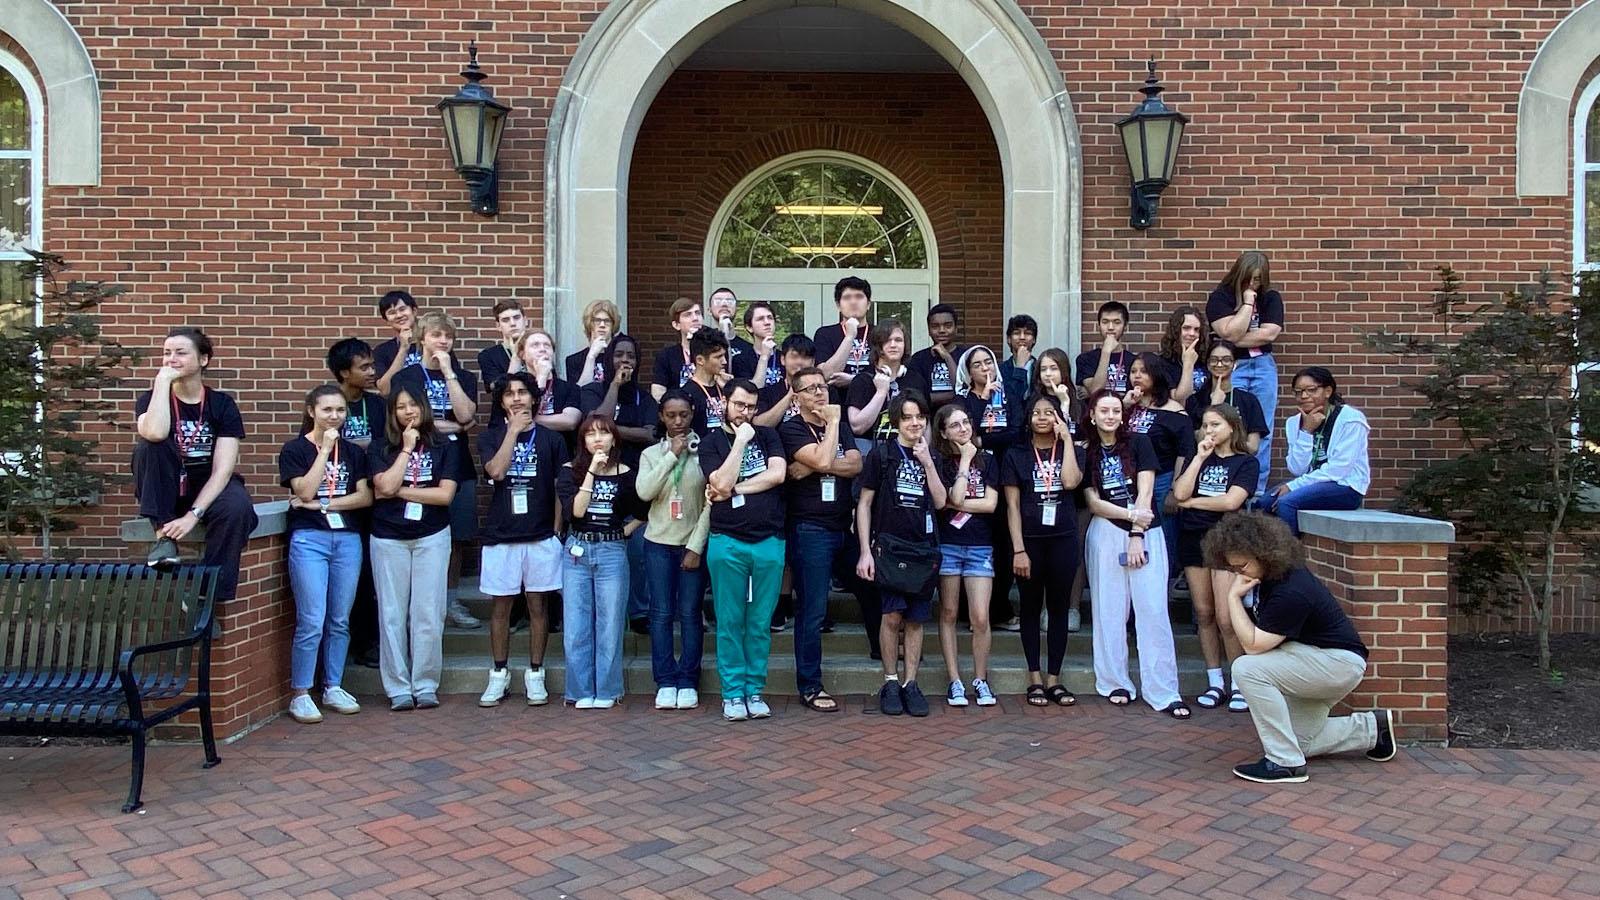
[1019,533,1078,676]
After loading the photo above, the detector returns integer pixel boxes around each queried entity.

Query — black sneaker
[1367,708,1397,762]
[878,680,904,716]
[146,537,180,570]
[1232,757,1308,784]
[902,681,929,717]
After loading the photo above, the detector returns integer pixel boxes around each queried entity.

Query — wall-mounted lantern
[1115,59,1188,230]
[436,40,510,216]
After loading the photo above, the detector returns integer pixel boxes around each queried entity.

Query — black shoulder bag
[869,446,941,599]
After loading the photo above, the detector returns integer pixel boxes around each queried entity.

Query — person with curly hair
[1156,305,1208,403]
[1203,510,1396,783]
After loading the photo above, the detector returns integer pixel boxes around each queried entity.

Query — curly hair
[1201,510,1304,581]
[1158,305,1210,362]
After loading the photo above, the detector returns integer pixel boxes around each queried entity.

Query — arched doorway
[705,152,937,347]
[545,0,1081,358]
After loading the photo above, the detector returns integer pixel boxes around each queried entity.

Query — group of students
[131,249,1392,783]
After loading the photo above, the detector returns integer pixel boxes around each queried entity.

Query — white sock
[1207,667,1225,690]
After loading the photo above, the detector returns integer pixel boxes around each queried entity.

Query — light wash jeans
[562,537,630,701]
[370,527,451,701]
[287,528,364,691]
[1232,354,1278,497]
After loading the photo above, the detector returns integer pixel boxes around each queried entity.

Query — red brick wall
[626,70,1004,350]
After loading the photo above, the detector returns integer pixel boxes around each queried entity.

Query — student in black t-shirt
[1075,301,1136,397]
[813,276,873,393]
[956,344,1021,634]
[856,391,946,718]
[1002,393,1086,708]
[566,299,620,387]
[1156,305,1208,403]
[326,338,386,669]
[1081,390,1186,718]
[369,386,459,711]
[1125,353,1198,591]
[1033,348,1088,633]
[931,402,1000,708]
[847,318,929,451]
[908,303,965,409]
[753,334,816,429]
[733,300,784,387]
[475,373,569,710]
[651,297,703,401]
[707,287,750,375]
[512,329,583,443]
[477,299,527,399]
[1186,342,1268,455]
[558,415,643,709]
[133,327,259,602]
[372,289,421,396]
[278,385,374,724]
[1172,403,1261,712]
[1204,511,1394,784]
[1207,251,1286,497]
[684,329,731,437]
[580,333,657,632]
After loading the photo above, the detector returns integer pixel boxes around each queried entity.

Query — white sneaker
[746,695,771,718]
[524,667,548,706]
[947,679,970,707]
[288,694,322,724]
[723,698,748,721]
[676,688,699,710]
[655,686,678,709]
[448,598,482,629]
[1067,608,1082,632]
[972,678,997,707]
[479,667,511,707]
[574,698,596,709]
[593,698,616,709]
[322,686,361,715]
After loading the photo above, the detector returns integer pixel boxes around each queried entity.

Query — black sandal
[1025,683,1049,706]
[801,689,840,713]
[1163,701,1192,720]
[1195,686,1225,709]
[1044,684,1076,707]
[1106,689,1132,707]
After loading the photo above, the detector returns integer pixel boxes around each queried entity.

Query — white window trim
[1574,77,1600,443]
[0,49,45,331]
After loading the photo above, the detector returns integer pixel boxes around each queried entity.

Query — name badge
[511,489,529,516]
[820,475,836,503]
[404,501,424,521]
[670,495,684,520]
[1041,502,1058,527]
[569,542,585,559]
[731,493,746,509]
[925,512,935,534]
[324,511,346,530]
[949,511,971,529]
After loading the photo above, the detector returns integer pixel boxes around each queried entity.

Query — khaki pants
[1231,641,1376,767]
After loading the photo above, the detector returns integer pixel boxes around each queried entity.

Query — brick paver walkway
[5,696,1599,898]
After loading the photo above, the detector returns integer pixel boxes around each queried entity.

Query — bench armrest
[116,600,215,706]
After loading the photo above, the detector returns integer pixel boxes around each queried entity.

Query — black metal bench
[0,563,222,813]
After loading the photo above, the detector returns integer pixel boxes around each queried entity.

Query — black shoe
[629,617,650,636]
[902,681,929,717]
[146,537,180,570]
[820,618,836,634]
[1232,757,1308,784]
[357,646,380,669]
[1367,708,1397,761]
[878,680,904,716]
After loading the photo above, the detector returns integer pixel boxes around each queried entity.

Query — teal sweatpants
[707,533,786,699]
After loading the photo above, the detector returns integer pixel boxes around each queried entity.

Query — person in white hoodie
[1261,367,1369,535]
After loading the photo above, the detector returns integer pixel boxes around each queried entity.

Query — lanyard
[323,440,341,498]
[1033,440,1060,496]
[170,387,208,455]
[406,442,425,485]
[692,377,722,408]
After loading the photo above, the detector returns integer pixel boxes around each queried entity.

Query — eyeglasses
[796,384,828,395]
[1224,560,1253,575]
[728,400,757,411]
[1207,357,1234,367]
[1292,386,1325,397]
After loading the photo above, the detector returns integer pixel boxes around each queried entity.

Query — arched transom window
[0,53,41,315]
[716,159,928,270]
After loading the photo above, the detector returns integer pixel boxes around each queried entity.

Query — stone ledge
[1299,509,1455,545]
[119,500,289,544]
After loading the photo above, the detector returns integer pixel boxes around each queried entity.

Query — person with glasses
[957,344,1022,634]
[1171,403,1260,712]
[1203,510,1395,784]
[931,402,1001,707]
[567,299,620,387]
[1207,252,1285,497]
[1186,342,1268,455]
[1260,367,1370,534]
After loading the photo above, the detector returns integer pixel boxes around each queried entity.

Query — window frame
[0,50,44,329]
[1573,76,1600,445]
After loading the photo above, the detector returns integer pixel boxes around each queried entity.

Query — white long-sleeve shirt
[1284,404,1370,495]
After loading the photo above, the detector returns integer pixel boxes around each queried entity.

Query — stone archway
[1,0,101,186]
[544,0,1081,356]
[1517,0,1600,196]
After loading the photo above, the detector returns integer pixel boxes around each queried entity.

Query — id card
[925,512,935,534]
[949,511,971,529]
[511,489,529,516]
[1041,502,1058,527]
[670,495,684,519]
[324,511,346,530]
[731,493,746,509]
[404,501,424,521]
[820,475,836,503]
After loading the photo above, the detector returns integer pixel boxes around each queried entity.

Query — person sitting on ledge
[134,327,259,603]
[1260,366,1369,535]
[1204,510,1396,784]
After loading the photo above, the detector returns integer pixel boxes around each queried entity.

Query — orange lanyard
[323,440,341,498]
[170,387,208,454]
[1033,440,1059,496]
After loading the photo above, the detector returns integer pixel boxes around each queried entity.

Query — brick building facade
[3,0,1597,629]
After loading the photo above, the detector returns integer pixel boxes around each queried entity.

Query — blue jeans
[1153,470,1180,582]
[644,538,706,689]
[627,527,649,621]
[561,537,629,701]
[789,522,844,696]
[1259,481,1364,535]
[1232,354,1278,497]
[287,528,364,691]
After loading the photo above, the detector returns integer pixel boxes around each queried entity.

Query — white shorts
[479,537,563,596]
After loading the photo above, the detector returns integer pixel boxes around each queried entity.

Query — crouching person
[1204,511,1397,783]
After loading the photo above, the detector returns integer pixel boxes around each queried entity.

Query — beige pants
[1231,641,1376,767]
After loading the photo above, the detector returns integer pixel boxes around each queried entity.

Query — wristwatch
[190,505,207,521]
[319,499,331,515]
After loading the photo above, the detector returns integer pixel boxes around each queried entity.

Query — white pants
[371,528,452,700]
[1232,642,1375,767]
[1086,517,1182,710]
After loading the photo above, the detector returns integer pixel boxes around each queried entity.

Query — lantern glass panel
[1120,121,1148,184]
[1139,118,1175,184]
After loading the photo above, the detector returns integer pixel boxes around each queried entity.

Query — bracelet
[576,487,592,494]
[1013,549,1027,556]
[1130,532,1145,539]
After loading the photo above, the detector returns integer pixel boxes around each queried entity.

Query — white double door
[711,268,932,349]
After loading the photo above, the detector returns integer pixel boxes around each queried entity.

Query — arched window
[1576,77,1599,424]
[0,52,42,324]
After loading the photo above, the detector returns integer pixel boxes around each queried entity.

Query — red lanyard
[323,441,341,498]
[406,442,424,484]
[170,387,208,454]
[1033,440,1059,496]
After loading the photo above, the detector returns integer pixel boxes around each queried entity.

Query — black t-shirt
[371,336,423,378]
[1207,286,1286,357]
[1159,355,1207,397]
[732,338,784,386]
[861,442,939,545]
[846,368,931,444]
[579,380,658,467]
[564,347,606,385]
[698,425,786,542]
[1074,348,1136,395]
[390,366,479,481]
[757,381,799,425]
[778,415,853,529]
[908,346,965,399]
[340,392,386,447]
[477,424,567,545]
[134,388,247,492]
[813,322,873,380]
[1001,439,1084,539]
[1125,406,1197,475]
[478,344,514,398]
[959,388,1022,459]
[652,344,694,393]
[277,436,369,533]
[935,450,999,546]
[683,377,727,436]
[557,465,638,534]
[1085,435,1159,532]
[1179,451,1260,532]
[1251,567,1368,658]
[367,438,459,540]
[1186,387,1269,438]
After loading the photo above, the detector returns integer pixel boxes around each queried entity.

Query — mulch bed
[1448,632,1600,751]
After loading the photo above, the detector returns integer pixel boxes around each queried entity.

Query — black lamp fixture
[436,40,511,216]
[1115,59,1188,230]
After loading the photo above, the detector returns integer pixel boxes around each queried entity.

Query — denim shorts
[939,542,995,577]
